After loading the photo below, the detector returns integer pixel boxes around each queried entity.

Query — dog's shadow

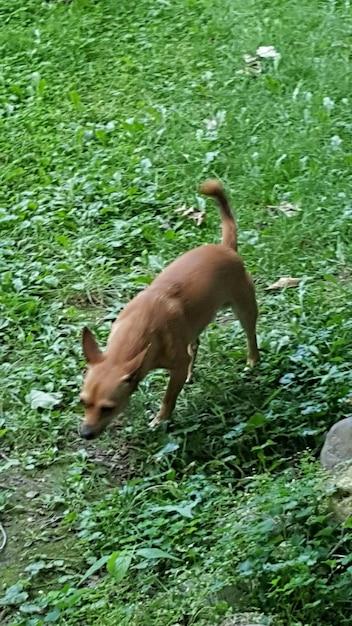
[125,355,282,473]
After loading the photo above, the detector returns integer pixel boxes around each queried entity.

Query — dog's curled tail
[200,179,237,250]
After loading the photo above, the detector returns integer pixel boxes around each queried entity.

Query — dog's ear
[122,344,151,384]
[82,327,103,364]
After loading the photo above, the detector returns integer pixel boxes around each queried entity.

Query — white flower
[31,71,41,85]
[202,71,213,81]
[204,118,217,131]
[139,158,152,173]
[256,45,280,60]
[330,135,342,149]
[323,96,334,111]
[216,109,226,125]
[203,110,226,141]
[204,150,219,163]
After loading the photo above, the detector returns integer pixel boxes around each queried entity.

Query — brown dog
[79,180,259,439]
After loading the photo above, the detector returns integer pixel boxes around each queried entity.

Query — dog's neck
[105,313,152,365]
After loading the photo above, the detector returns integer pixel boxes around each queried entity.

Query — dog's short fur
[79,180,259,439]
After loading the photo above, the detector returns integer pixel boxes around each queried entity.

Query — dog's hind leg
[186,338,200,383]
[231,274,259,367]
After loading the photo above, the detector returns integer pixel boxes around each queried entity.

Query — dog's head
[79,327,149,440]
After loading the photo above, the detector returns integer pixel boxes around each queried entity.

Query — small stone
[320,417,352,469]
[25,490,39,499]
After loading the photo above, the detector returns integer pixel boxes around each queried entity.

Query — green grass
[1,0,352,624]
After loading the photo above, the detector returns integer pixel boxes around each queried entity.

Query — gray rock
[327,461,352,521]
[320,416,352,469]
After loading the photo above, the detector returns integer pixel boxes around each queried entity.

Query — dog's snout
[80,424,98,440]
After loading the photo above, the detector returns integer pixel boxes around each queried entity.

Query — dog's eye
[100,406,114,418]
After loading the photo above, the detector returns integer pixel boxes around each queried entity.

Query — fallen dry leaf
[243,53,262,76]
[175,204,204,226]
[267,202,300,218]
[266,277,301,290]
[243,45,280,76]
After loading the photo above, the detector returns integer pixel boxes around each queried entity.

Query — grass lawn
[1,0,352,624]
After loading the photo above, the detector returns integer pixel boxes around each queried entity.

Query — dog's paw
[246,353,260,368]
[149,414,164,429]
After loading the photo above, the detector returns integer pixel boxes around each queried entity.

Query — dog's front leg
[149,362,189,429]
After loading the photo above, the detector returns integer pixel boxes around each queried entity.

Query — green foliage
[1,0,352,624]
[3,460,352,625]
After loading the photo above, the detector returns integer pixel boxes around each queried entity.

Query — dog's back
[119,180,245,340]
[148,245,243,332]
